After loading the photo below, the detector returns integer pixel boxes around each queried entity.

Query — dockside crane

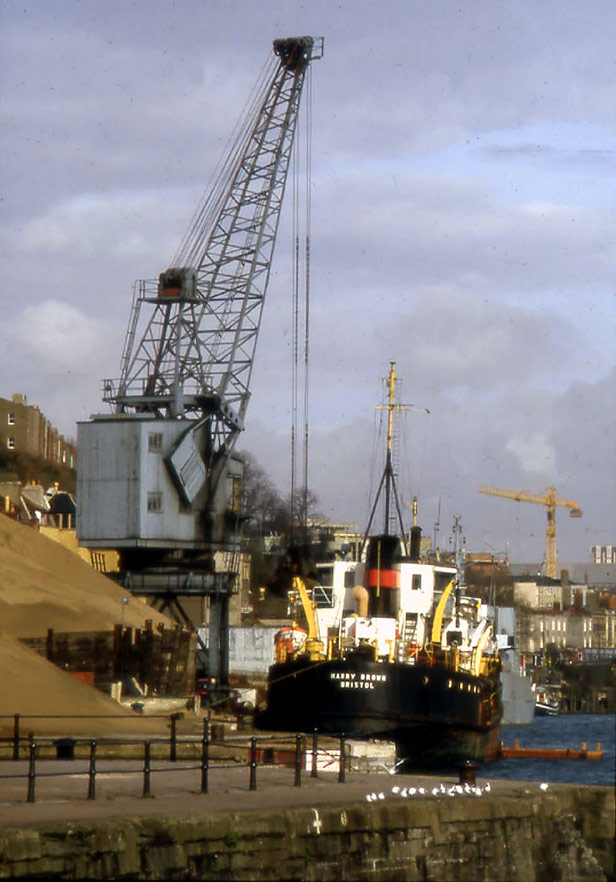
[478,485,582,579]
[76,37,323,686]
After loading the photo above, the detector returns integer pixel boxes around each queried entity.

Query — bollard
[12,714,20,762]
[294,734,302,787]
[249,737,258,791]
[458,759,478,786]
[201,718,209,794]
[87,741,97,800]
[26,742,36,804]
[142,741,151,797]
[338,735,346,783]
[169,713,179,762]
[311,729,318,778]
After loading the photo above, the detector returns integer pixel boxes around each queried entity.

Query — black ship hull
[257,655,502,768]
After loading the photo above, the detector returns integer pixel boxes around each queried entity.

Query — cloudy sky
[1,0,614,565]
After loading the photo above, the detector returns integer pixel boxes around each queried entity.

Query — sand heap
[0,514,170,637]
[0,632,172,735]
[0,515,176,734]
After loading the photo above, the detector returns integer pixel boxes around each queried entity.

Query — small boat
[533,685,560,716]
[257,364,502,769]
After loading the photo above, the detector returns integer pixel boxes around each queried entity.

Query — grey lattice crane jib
[78,37,323,560]
[104,36,323,462]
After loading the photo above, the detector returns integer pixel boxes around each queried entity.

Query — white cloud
[11,300,110,374]
[505,433,557,475]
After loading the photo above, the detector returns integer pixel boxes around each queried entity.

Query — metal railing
[0,713,187,763]
[0,718,349,804]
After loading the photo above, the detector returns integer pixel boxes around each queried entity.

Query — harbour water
[488,713,615,786]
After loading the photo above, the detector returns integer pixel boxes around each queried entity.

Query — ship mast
[361,362,410,556]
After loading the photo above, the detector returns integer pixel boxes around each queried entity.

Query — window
[148,433,163,453]
[147,492,163,513]
[412,574,422,590]
[7,437,15,450]
[7,413,15,425]
[229,475,242,514]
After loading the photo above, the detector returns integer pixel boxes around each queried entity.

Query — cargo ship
[257,364,502,769]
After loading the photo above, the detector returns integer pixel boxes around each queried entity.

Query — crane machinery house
[77,36,322,565]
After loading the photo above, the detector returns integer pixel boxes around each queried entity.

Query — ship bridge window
[314,584,334,608]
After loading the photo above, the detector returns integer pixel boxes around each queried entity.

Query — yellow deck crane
[479,485,582,579]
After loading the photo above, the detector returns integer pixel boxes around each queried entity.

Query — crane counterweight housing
[77,36,322,558]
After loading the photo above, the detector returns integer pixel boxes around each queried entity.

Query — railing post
[87,740,97,800]
[142,741,151,797]
[169,714,178,762]
[294,734,302,787]
[338,735,346,783]
[12,714,20,761]
[200,718,209,794]
[249,737,257,791]
[311,729,318,778]
[26,742,36,804]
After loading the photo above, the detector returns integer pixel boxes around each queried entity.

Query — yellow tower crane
[478,485,582,579]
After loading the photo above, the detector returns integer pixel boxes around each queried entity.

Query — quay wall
[0,786,613,881]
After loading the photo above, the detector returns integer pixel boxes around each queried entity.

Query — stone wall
[0,786,613,881]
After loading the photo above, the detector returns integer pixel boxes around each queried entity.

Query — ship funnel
[410,526,422,562]
[364,535,401,617]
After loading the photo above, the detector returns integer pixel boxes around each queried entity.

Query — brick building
[0,394,76,468]
[516,606,616,657]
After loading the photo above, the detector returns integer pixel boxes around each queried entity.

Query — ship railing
[397,641,422,664]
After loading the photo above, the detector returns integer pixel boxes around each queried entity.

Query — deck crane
[76,37,322,682]
[478,485,582,579]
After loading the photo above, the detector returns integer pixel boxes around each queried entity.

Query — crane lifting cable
[290,57,315,541]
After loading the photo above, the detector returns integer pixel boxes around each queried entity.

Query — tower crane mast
[77,37,323,563]
[479,485,582,579]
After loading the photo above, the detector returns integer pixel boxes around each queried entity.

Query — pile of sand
[0,515,175,733]
[0,514,170,637]
[0,633,171,735]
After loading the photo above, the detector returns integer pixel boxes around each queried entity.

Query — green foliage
[0,451,76,493]
[239,450,320,547]
[464,563,514,605]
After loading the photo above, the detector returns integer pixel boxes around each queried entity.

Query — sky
[1,0,614,566]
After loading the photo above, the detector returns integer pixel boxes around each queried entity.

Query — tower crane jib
[478,484,582,580]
